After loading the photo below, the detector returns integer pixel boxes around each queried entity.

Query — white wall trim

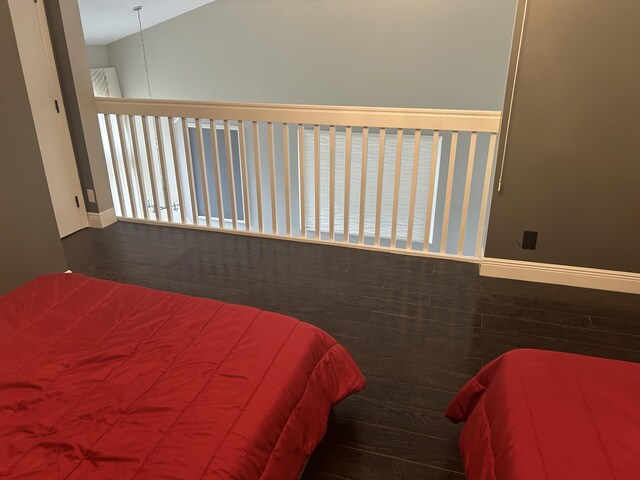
[481,258,640,295]
[87,208,117,229]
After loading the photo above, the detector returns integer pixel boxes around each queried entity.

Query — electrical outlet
[87,189,96,203]
[522,231,538,250]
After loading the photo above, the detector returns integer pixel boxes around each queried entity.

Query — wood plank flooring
[62,222,640,479]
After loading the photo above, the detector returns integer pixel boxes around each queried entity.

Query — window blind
[303,129,440,244]
[90,67,122,98]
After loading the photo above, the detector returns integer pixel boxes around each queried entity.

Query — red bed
[0,273,365,479]
[446,349,640,480]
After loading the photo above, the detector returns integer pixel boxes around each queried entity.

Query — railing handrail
[95,97,501,133]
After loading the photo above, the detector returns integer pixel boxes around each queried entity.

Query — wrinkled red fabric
[446,348,640,480]
[0,274,365,479]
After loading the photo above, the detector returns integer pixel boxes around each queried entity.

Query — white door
[8,0,88,238]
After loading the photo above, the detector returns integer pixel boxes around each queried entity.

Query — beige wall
[0,0,68,294]
[86,44,109,68]
[485,0,640,273]
[106,0,517,110]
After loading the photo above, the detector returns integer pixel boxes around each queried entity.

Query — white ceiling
[79,0,216,45]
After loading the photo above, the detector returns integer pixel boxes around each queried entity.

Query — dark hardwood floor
[62,222,640,480]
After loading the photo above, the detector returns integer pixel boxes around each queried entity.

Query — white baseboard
[87,208,117,229]
[480,258,640,295]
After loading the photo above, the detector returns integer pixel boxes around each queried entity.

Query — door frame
[9,0,88,236]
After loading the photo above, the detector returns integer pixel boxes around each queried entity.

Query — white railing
[95,98,500,261]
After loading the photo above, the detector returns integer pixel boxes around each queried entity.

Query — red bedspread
[0,274,365,479]
[446,349,640,480]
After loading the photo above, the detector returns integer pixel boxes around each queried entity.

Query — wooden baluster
[168,117,186,224]
[343,126,352,243]
[104,114,126,217]
[252,121,264,233]
[142,116,161,221]
[458,132,478,255]
[358,127,369,244]
[406,129,422,249]
[237,121,251,231]
[475,133,498,257]
[128,115,149,219]
[154,116,173,222]
[374,128,386,246]
[390,128,404,247]
[223,119,238,230]
[424,130,440,252]
[440,131,459,254]
[267,122,277,234]
[209,120,225,229]
[180,118,199,225]
[195,119,212,227]
[298,124,306,237]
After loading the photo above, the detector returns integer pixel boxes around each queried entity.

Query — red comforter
[446,349,640,480]
[0,274,365,479]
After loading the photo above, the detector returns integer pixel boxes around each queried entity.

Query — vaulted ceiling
[79,0,216,45]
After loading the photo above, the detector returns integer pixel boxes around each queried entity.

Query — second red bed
[0,273,365,479]
[446,348,640,480]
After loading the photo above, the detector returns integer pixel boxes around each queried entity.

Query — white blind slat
[304,129,440,243]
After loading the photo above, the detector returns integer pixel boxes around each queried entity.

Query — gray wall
[0,0,68,294]
[86,44,110,68]
[106,0,517,109]
[46,0,114,214]
[485,0,640,273]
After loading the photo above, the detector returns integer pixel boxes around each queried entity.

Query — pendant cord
[133,6,165,215]
[135,7,152,99]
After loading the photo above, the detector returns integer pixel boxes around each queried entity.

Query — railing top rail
[95,97,501,133]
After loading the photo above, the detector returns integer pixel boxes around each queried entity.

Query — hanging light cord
[134,6,152,98]
[133,7,170,215]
